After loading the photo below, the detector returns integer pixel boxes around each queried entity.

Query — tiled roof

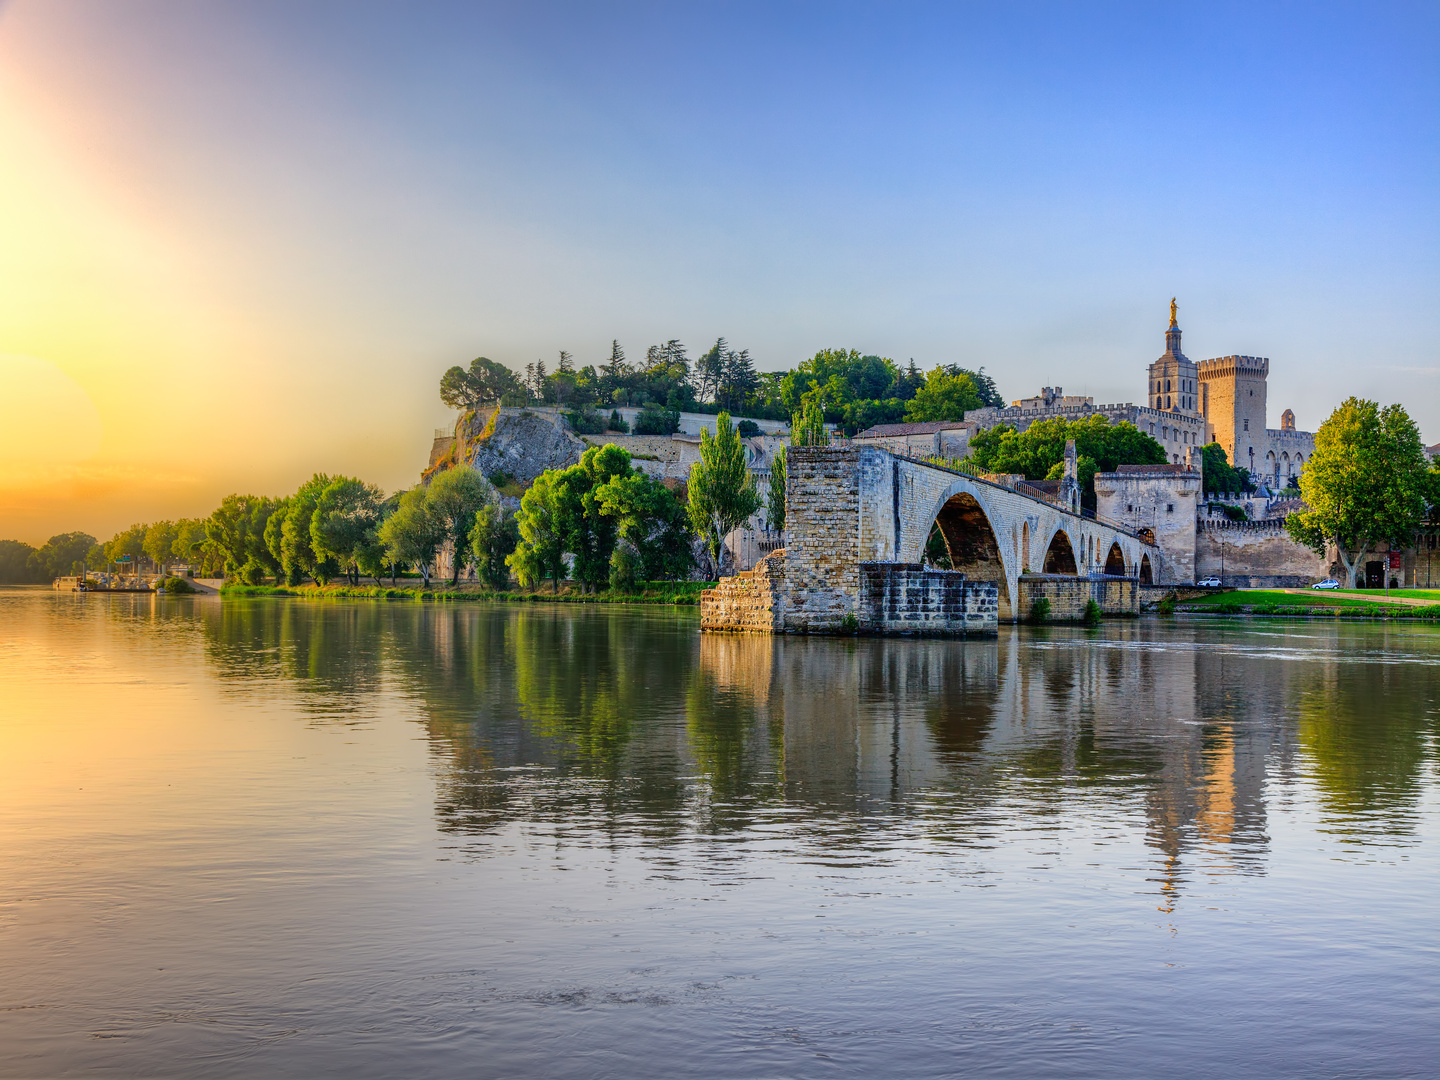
[854,420,974,439]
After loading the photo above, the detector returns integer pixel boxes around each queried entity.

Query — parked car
[1196,576,1221,587]
[1312,579,1341,590]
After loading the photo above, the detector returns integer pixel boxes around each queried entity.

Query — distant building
[851,419,975,458]
[966,302,1314,492]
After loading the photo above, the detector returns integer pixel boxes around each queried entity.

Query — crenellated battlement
[1198,354,1269,377]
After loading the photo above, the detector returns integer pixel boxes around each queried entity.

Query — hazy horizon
[2,1,1436,545]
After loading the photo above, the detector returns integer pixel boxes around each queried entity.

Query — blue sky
[1,1,1436,536]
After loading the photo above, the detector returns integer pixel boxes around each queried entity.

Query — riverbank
[220,580,716,605]
[1177,588,1440,620]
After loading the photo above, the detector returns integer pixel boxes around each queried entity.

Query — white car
[1311,579,1341,590]
[1196,576,1221,587]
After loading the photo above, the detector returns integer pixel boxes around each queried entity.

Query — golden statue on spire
[1170,298,1178,328]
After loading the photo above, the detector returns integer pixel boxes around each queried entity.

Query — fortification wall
[1194,519,1330,587]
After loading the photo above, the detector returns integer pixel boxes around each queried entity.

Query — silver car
[1196,576,1221,587]
[1311,579,1341,590]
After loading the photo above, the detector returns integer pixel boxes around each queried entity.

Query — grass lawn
[1331,588,1440,602]
[1178,589,1406,610]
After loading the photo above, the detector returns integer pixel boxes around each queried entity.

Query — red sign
[1388,552,1402,570]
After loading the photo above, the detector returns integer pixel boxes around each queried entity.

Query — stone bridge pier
[702,446,1165,634]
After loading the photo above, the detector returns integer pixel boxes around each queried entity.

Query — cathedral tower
[1147,300,1201,418]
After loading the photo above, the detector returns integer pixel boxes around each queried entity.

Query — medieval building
[964,302,1316,492]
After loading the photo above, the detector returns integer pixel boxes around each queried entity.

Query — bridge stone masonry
[700,445,1167,636]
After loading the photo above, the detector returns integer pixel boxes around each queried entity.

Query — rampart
[1194,517,1331,587]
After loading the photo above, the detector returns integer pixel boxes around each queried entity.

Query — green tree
[469,499,519,589]
[688,412,761,569]
[508,471,568,591]
[439,357,524,410]
[142,521,179,573]
[172,519,209,567]
[767,444,787,534]
[791,400,828,447]
[595,470,695,587]
[632,401,680,435]
[1201,442,1249,495]
[0,540,40,583]
[552,445,634,590]
[379,486,445,586]
[904,366,982,423]
[26,531,97,580]
[357,492,400,584]
[1285,398,1431,587]
[244,497,284,583]
[206,496,259,575]
[104,523,149,574]
[970,415,1166,507]
[425,464,493,585]
[280,475,336,585]
[311,477,385,585]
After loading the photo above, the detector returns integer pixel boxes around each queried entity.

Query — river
[1,588,1436,1078]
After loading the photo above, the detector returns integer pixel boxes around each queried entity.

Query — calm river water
[1,588,1437,1078]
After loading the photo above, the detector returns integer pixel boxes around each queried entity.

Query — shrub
[1029,597,1051,622]
[633,402,681,436]
[1082,599,1102,625]
[608,410,630,434]
[1157,592,1177,615]
[736,419,761,438]
[486,470,513,489]
[163,576,197,594]
[840,612,859,633]
[566,408,607,435]
[240,557,269,585]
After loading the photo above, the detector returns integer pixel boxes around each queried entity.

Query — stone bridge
[701,445,1165,634]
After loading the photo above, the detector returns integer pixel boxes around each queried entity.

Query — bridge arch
[1042,529,1078,575]
[925,487,1015,620]
[1139,553,1153,584]
[1103,541,1126,576]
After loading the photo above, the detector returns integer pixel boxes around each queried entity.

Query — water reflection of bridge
[197,602,1435,903]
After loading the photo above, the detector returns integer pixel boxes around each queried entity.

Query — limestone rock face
[458,409,585,484]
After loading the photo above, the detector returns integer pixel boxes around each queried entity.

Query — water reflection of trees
[197,602,1437,879]
[1295,631,1439,838]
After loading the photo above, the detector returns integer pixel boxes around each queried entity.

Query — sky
[1,0,1436,544]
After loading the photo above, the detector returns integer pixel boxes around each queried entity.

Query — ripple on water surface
[0,590,1437,1079]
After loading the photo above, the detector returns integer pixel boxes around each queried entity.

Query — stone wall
[779,447,864,630]
[858,563,998,635]
[1016,575,1139,619]
[1194,518,1330,587]
[1093,466,1202,583]
[700,551,786,632]
[700,552,998,636]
